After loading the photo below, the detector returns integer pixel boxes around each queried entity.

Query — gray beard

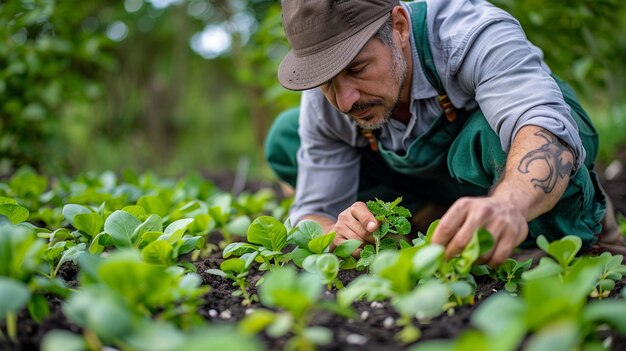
[357,44,408,130]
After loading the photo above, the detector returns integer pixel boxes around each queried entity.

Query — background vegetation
[1,0,625,179]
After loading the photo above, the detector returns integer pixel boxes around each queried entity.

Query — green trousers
[265,80,606,248]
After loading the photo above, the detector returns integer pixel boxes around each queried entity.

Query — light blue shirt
[290,0,584,223]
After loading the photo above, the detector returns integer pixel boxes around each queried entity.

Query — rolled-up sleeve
[453,20,585,170]
[289,90,361,224]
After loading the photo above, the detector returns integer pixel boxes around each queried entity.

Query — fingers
[331,202,378,251]
[481,222,528,267]
[432,197,528,266]
[431,198,473,258]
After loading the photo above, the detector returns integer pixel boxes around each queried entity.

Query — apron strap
[409,1,457,123]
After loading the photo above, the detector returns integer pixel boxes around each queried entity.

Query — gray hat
[278,0,398,91]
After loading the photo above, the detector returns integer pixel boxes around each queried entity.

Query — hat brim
[278,13,391,91]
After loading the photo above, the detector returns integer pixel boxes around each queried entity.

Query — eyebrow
[323,55,370,87]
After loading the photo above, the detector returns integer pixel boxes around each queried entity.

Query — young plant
[206,257,258,306]
[0,222,46,342]
[0,196,30,224]
[586,252,626,299]
[222,216,291,271]
[367,197,412,254]
[95,210,204,265]
[207,193,250,247]
[339,244,448,343]
[355,197,412,270]
[289,219,361,279]
[474,258,532,293]
[240,266,352,351]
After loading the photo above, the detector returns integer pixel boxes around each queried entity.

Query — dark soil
[2,159,626,351]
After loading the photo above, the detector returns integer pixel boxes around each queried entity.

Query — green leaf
[63,287,133,341]
[0,196,17,205]
[356,245,376,270]
[179,235,205,255]
[137,195,168,217]
[334,239,361,258]
[134,215,164,242]
[582,300,626,333]
[0,204,29,224]
[337,275,392,306]
[205,268,228,278]
[471,293,526,336]
[476,228,495,256]
[524,321,580,351]
[73,213,103,237]
[0,278,31,318]
[302,253,339,284]
[62,204,91,228]
[537,235,582,268]
[267,313,293,338]
[259,267,321,318]
[161,218,194,243]
[289,220,324,248]
[303,326,333,345]
[412,244,444,279]
[142,240,174,265]
[104,210,142,248]
[41,330,86,351]
[247,216,287,252]
[239,309,276,334]
[220,258,247,275]
[291,247,313,267]
[392,280,448,320]
[57,243,86,270]
[522,257,563,280]
[425,219,440,243]
[223,242,258,258]
[27,293,50,323]
[390,216,411,235]
[225,216,251,237]
[122,205,148,221]
[307,232,335,254]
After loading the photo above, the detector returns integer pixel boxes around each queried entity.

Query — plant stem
[238,280,252,305]
[84,329,103,351]
[6,312,17,342]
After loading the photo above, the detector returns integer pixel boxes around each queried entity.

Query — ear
[391,6,410,48]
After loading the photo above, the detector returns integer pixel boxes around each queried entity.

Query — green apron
[265,1,606,247]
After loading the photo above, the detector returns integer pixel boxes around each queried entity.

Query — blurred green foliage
[1,0,624,178]
[0,0,113,174]
[491,0,626,104]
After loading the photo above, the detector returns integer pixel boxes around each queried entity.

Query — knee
[265,107,300,186]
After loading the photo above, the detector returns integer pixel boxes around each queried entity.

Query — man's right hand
[302,202,379,256]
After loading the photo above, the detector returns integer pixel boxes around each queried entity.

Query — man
[265,0,623,266]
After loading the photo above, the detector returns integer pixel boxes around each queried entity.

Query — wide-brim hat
[278,0,397,91]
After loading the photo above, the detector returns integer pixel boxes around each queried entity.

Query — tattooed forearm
[517,130,574,193]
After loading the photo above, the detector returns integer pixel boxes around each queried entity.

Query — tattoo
[517,130,574,193]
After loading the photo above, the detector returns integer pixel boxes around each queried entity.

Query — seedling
[477,258,533,293]
[355,197,412,270]
[367,197,412,254]
[0,222,46,341]
[222,216,291,271]
[289,219,361,277]
[206,257,258,306]
[240,266,351,350]
[586,252,626,299]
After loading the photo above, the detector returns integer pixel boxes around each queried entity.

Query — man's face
[319,36,407,130]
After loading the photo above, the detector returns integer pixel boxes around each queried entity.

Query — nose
[332,76,360,114]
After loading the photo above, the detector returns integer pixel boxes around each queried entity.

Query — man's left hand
[430,195,529,267]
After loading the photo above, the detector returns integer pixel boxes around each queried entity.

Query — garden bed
[1,158,626,351]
